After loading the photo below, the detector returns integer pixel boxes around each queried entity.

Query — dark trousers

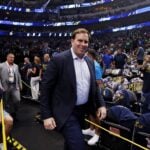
[60,105,87,150]
[3,85,20,114]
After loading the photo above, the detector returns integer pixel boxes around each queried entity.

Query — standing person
[42,53,50,74]
[87,49,103,86]
[0,53,22,119]
[20,57,32,97]
[29,56,42,100]
[82,49,104,145]
[40,28,107,150]
[102,48,114,69]
[136,46,144,65]
[114,47,127,69]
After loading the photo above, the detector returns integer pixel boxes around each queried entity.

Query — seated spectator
[135,113,150,149]
[136,113,150,133]
[102,87,114,102]
[113,89,137,108]
[107,105,137,129]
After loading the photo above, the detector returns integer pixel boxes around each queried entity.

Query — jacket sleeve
[40,57,59,120]
[95,85,105,108]
[17,65,23,90]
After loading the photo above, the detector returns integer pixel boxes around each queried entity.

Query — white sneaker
[147,145,150,148]
[87,134,99,145]
[82,128,95,136]
[146,138,150,148]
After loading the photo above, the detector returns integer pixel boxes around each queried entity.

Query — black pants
[60,105,88,150]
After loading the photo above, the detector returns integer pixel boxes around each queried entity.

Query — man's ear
[71,39,73,44]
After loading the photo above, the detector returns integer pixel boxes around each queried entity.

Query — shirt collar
[71,48,86,60]
[6,61,14,66]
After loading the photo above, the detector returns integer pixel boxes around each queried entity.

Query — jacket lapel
[65,50,76,92]
[84,56,96,96]
[4,62,9,79]
[84,56,95,84]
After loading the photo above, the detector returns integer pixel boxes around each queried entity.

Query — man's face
[71,33,89,58]
[44,54,50,62]
[118,49,122,54]
[7,54,15,64]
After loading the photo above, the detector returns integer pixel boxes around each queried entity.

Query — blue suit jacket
[40,50,105,130]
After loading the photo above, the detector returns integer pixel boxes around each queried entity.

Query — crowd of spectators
[1,28,149,62]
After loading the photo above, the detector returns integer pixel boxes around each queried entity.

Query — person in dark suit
[40,28,107,150]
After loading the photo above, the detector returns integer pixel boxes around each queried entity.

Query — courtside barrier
[7,136,27,150]
[22,80,40,96]
[1,100,7,150]
[1,99,27,150]
[85,118,149,150]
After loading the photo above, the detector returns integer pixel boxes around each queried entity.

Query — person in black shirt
[29,56,42,100]
[114,48,127,69]
[20,57,32,97]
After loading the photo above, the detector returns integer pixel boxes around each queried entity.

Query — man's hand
[97,106,107,120]
[43,117,56,130]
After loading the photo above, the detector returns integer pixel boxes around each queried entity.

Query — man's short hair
[71,28,90,39]
[6,53,15,58]
[88,49,97,59]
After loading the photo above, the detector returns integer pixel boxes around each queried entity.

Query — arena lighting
[0,6,149,27]
[0,0,113,13]
[59,0,112,9]
[33,33,35,36]
[91,31,94,35]
[9,7,12,10]
[35,8,44,13]
[99,17,111,22]
[27,33,30,36]
[111,23,148,32]
[0,21,149,37]
[59,33,62,37]
[38,33,41,36]
[127,25,136,30]
[9,31,13,36]
[64,33,67,37]
[14,7,17,11]
[18,8,22,11]
[26,8,31,12]
[49,32,52,36]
